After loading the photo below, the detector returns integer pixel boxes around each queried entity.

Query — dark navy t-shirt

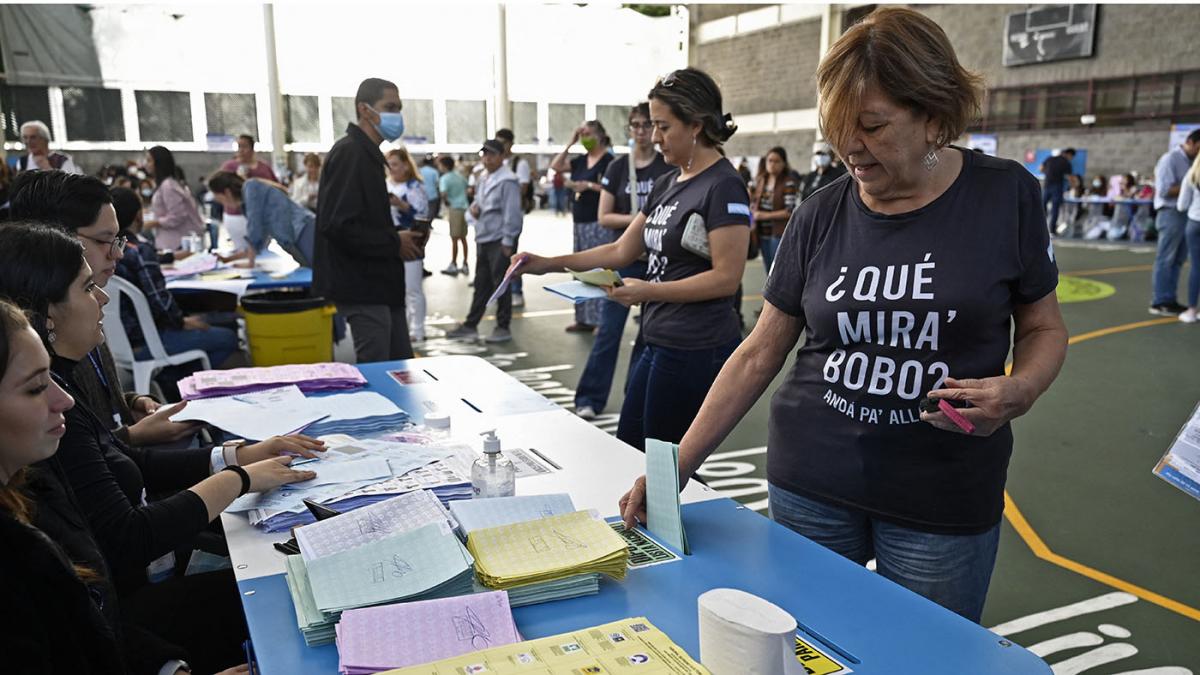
[638,159,751,350]
[763,148,1058,533]
[601,152,672,217]
[570,153,613,223]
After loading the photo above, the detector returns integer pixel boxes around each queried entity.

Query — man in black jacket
[314,77,422,362]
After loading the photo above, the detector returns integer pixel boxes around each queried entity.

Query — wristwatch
[222,438,248,467]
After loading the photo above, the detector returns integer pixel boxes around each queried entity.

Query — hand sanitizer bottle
[471,430,515,498]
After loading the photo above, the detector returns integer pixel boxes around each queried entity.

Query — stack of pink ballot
[178,363,367,400]
[335,591,521,674]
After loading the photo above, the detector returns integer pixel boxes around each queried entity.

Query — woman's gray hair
[19,120,52,142]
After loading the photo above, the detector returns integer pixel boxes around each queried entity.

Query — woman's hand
[509,252,554,276]
[236,434,326,465]
[131,395,160,421]
[618,475,648,530]
[243,456,317,493]
[571,125,586,145]
[182,315,210,331]
[127,401,200,446]
[920,376,1037,436]
[606,278,653,307]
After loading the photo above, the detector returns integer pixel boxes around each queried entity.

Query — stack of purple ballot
[178,363,366,400]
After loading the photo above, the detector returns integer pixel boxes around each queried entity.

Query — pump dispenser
[471,430,515,498]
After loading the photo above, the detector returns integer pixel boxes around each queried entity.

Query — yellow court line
[1005,315,1200,623]
[1061,264,1154,276]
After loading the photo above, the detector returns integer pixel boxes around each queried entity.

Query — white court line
[706,446,767,462]
[989,591,1138,637]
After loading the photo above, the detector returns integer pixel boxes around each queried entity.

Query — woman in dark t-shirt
[517,69,751,452]
[617,9,1068,624]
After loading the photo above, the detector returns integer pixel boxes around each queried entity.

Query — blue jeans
[157,325,239,368]
[575,260,648,412]
[1187,219,1200,308]
[1152,208,1189,306]
[1043,182,1064,232]
[616,337,739,451]
[768,484,1000,622]
[759,235,781,277]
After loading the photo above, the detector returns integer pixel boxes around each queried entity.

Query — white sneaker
[575,406,596,420]
[440,264,458,276]
[1180,308,1198,324]
[512,292,525,308]
[460,263,470,277]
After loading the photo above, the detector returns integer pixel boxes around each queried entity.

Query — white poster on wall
[964,133,998,156]
[1169,124,1200,152]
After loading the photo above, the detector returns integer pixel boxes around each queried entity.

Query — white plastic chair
[102,275,210,394]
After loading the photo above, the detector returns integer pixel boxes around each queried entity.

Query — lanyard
[86,350,122,426]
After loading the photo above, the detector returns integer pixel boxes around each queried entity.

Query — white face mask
[1092,179,1103,188]
[814,154,832,168]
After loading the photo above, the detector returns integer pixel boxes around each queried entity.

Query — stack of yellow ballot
[468,510,629,590]
[379,617,710,674]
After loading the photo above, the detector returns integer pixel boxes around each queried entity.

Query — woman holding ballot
[0,224,322,667]
[514,68,751,451]
[619,8,1067,623]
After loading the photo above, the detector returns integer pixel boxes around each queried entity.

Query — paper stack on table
[335,591,520,674]
[448,493,577,536]
[169,385,328,440]
[468,510,628,591]
[378,616,708,675]
[294,490,459,563]
[302,391,411,438]
[161,253,219,278]
[178,362,366,400]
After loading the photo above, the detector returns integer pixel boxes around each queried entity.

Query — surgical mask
[141,188,153,198]
[814,154,832,168]
[1092,179,1102,188]
[369,105,405,142]
[580,136,598,152]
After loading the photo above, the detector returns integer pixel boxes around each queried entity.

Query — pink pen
[938,399,976,434]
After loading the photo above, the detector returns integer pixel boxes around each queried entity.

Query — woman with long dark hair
[750,146,799,277]
[144,146,205,251]
[516,68,751,451]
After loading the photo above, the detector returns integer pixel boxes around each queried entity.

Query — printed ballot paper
[1154,400,1200,502]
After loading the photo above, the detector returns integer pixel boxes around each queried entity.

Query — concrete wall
[693,18,822,115]
[724,129,816,164]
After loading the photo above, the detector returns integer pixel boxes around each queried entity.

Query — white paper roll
[698,588,805,675]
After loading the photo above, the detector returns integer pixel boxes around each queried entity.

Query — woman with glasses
[143,146,206,251]
[573,103,672,421]
[515,68,751,451]
[549,120,614,333]
[7,171,199,449]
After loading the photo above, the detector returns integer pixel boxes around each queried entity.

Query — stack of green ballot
[285,522,475,645]
[468,511,628,592]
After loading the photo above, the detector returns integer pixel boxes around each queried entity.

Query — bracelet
[222,465,251,497]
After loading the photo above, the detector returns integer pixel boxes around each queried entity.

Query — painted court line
[989,591,1138,636]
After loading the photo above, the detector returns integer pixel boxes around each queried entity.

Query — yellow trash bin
[239,290,335,366]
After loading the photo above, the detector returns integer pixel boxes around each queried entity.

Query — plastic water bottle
[471,430,515,498]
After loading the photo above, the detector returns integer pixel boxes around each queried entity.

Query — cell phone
[303,499,342,521]
[918,397,969,413]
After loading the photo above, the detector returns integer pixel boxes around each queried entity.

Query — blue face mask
[369,105,405,142]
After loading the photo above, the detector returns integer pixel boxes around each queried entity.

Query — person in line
[419,154,441,223]
[495,129,533,307]
[7,170,198,449]
[573,103,671,421]
[289,152,322,212]
[750,146,800,277]
[438,155,471,276]
[14,120,82,174]
[206,172,316,269]
[1039,148,1075,234]
[386,148,431,344]
[516,68,750,451]
[1176,153,1200,324]
[313,77,422,363]
[550,121,614,333]
[446,140,523,344]
[799,142,846,201]
[0,223,320,670]
[143,146,206,252]
[552,168,568,217]
[618,9,1068,624]
[109,187,241,370]
[1150,128,1200,316]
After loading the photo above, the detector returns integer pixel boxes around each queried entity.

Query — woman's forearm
[642,268,741,304]
[1009,326,1068,415]
[547,241,635,273]
[188,471,244,521]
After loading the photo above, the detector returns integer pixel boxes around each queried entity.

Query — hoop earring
[922,146,939,172]
[686,135,697,172]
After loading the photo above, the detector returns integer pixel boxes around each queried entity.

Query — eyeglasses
[628,122,654,132]
[661,71,679,87]
[78,233,128,257]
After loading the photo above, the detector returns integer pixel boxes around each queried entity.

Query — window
[404,99,435,143]
[1044,85,1089,128]
[284,95,319,143]
[1134,76,1175,118]
[1179,72,1200,110]
[985,89,1024,131]
[597,105,630,147]
[549,103,585,145]
[62,87,124,142]
[332,96,356,136]
[0,84,52,142]
[136,90,193,142]
[1092,78,1134,126]
[446,100,486,145]
[510,102,537,144]
[205,93,258,139]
